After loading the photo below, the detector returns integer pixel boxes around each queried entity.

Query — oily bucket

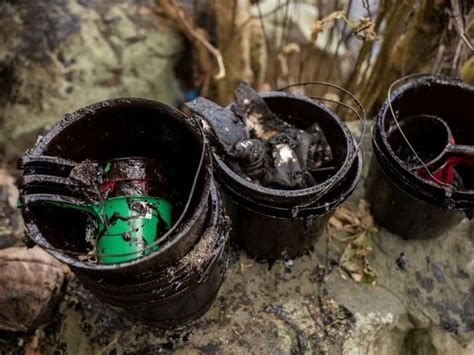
[213,91,363,260]
[19,98,229,328]
[366,74,474,239]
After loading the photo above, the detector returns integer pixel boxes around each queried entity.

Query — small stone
[395,252,408,271]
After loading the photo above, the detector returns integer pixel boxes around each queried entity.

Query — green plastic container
[29,195,172,264]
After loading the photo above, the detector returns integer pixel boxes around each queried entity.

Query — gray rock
[0,0,184,160]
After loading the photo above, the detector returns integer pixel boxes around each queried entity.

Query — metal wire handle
[277,81,366,213]
[386,73,455,192]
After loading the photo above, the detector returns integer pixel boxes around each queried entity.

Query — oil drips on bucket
[17,97,229,328]
[186,83,334,190]
[18,157,173,264]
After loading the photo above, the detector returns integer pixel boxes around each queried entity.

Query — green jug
[21,195,172,264]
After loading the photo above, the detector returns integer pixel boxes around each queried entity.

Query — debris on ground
[283,257,295,273]
[329,199,378,284]
[263,292,355,354]
[263,304,308,353]
[309,264,329,283]
[395,252,408,271]
[186,82,334,190]
[308,293,355,352]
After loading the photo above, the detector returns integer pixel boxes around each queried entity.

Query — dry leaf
[282,42,301,55]
[330,199,378,284]
[329,207,363,235]
[329,215,344,230]
[335,207,360,225]
[311,11,345,41]
[353,17,377,41]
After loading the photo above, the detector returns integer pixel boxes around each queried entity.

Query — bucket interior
[382,79,474,190]
[26,100,209,255]
[387,115,449,167]
[261,95,348,185]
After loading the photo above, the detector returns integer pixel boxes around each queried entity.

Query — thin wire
[294,96,363,212]
[277,81,366,149]
[277,81,366,211]
[386,73,454,190]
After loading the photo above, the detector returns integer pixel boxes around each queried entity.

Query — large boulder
[0,0,184,161]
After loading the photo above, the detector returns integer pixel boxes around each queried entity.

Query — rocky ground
[1,123,473,354]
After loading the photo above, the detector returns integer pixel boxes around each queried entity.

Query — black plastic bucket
[366,75,474,239]
[20,98,229,328]
[213,92,363,260]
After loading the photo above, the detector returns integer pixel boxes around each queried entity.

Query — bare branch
[156,0,226,80]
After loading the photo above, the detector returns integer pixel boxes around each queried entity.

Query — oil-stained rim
[217,147,363,218]
[24,97,213,271]
[213,91,356,204]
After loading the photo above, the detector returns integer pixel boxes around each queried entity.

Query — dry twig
[156,0,225,80]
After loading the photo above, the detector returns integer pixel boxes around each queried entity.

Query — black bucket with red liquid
[366,75,474,239]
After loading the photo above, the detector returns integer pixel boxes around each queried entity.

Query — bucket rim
[374,74,474,205]
[23,97,214,271]
[213,91,358,203]
[216,148,363,218]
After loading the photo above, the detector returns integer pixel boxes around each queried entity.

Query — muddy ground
[1,124,473,354]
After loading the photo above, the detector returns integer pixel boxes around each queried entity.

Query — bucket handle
[386,73,457,192]
[21,116,208,262]
[19,194,100,218]
[277,81,366,215]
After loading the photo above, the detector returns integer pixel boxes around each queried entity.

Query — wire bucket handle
[21,115,208,262]
[277,81,366,214]
[385,73,458,192]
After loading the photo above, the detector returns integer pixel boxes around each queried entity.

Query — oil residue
[19,156,175,263]
[187,83,334,190]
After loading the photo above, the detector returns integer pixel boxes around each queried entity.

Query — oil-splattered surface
[0,122,473,354]
[2,166,473,354]
[0,1,472,352]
